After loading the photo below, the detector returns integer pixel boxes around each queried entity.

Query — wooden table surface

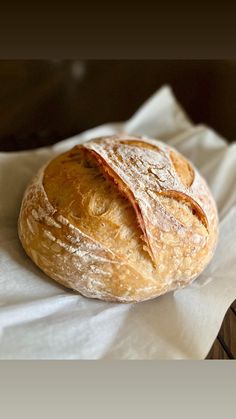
[0,60,235,359]
[207,301,236,359]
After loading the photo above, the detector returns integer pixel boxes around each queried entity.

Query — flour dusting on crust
[18,135,218,302]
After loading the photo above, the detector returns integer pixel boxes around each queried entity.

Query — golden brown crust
[18,135,218,302]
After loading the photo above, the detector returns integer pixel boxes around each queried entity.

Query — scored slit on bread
[82,137,211,267]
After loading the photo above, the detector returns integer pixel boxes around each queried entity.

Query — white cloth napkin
[1,85,236,359]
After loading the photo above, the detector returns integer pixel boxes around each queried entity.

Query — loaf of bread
[18,135,218,302]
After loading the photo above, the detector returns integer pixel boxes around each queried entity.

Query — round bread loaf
[18,135,218,302]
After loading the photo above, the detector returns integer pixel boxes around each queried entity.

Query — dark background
[0,60,235,151]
